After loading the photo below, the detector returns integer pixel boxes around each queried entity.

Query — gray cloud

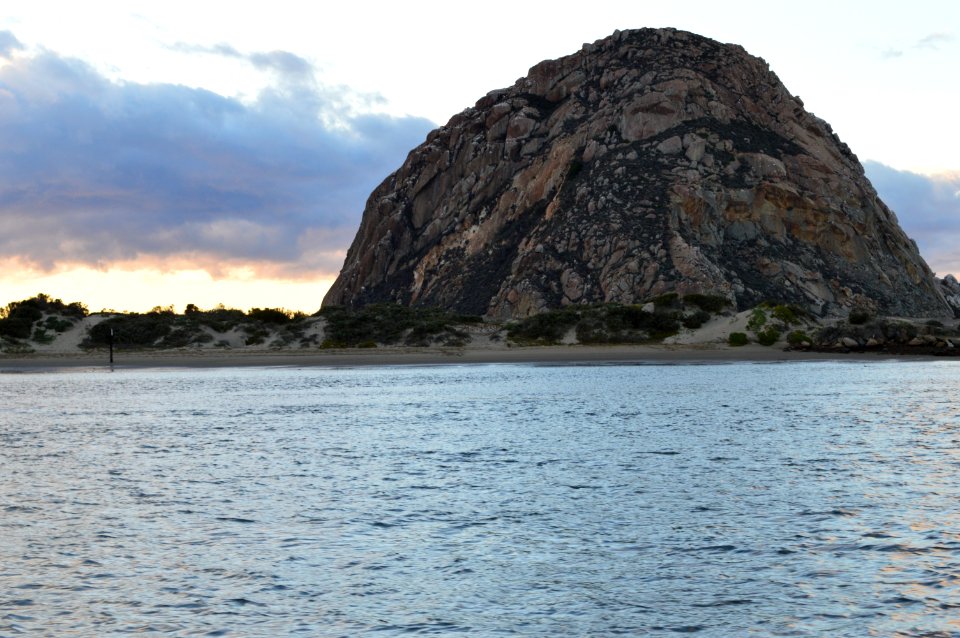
[0,30,24,59]
[249,50,314,79]
[0,39,435,277]
[881,32,954,59]
[915,32,954,50]
[865,161,960,275]
[170,42,244,58]
[170,42,315,83]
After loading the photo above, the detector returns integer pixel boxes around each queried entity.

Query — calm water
[2,360,960,637]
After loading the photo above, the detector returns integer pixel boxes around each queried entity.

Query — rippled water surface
[3,361,960,636]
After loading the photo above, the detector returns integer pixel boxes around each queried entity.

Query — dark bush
[244,327,270,346]
[148,305,176,316]
[507,307,580,344]
[247,308,294,324]
[2,294,87,339]
[880,320,918,342]
[575,316,615,344]
[849,308,872,325]
[196,307,246,332]
[508,303,680,345]
[683,294,729,313]
[318,304,480,347]
[683,310,711,329]
[756,327,781,346]
[31,327,55,344]
[0,296,44,339]
[85,315,173,348]
[2,294,87,320]
[44,316,75,332]
[786,330,811,346]
[728,332,749,346]
[0,316,35,340]
[650,292,680,309]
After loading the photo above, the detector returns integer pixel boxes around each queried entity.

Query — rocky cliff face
[323,28,951,319]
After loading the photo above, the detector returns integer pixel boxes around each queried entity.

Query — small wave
[226,598,264,607]
[681,544,738,554]
[369,620,462,633]
[691,598,754,608]
[2,613,34,621]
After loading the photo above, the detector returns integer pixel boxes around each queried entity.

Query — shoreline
[0,343,939,371]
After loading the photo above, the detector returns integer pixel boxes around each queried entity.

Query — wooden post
[109,328,114,364]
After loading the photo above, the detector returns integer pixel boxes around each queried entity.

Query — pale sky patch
[0,1,957,309]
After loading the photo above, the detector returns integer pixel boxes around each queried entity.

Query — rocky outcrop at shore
[938,275,960,317]
[324,28,951,319]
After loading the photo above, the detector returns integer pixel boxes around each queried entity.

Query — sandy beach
[0,342,923,370]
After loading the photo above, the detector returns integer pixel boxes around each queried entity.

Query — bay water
[2,360,960,636]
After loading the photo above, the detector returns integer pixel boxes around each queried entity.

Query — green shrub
[728,332,749,346]
[44,316,75,332]
[771,304,799,325]
[786,330,811,346]
[31,327,55,344]
[746,308,767,332]
[756,327,781,346]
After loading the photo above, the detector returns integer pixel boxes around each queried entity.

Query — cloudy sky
[1,1,958,312]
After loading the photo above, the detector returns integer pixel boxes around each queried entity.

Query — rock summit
[324,28,951,319]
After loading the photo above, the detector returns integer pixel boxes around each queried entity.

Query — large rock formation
[324,28,951,319]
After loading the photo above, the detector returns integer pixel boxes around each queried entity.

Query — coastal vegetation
[315,304,480,348]
[82,304,310,350]
[2,293,959,356]
[744,301,808,347]
[505,294,729,345]
[0,294,88,351]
